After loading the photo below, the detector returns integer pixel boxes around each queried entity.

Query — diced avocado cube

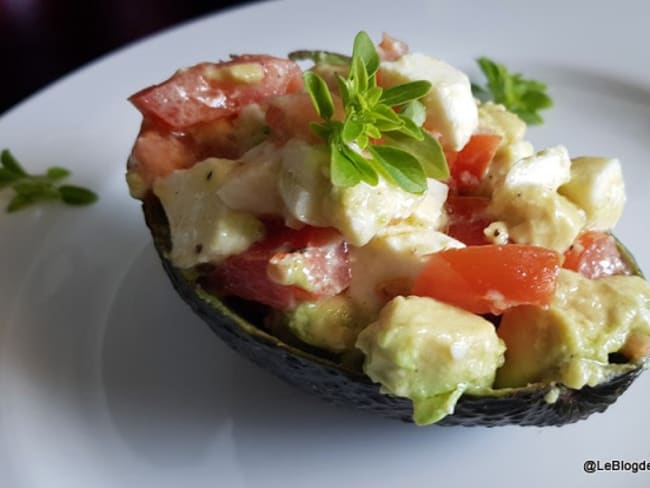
[356,296,505,424]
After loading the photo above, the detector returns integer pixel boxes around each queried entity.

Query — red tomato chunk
[204,223,351,310]
[445,195,493,246]
[412,245,561,315]
[130,55,303,129]
[377,33,409,61]
[448,133,501,194]
[563,231,632,279]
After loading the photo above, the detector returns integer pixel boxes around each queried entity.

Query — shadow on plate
[534,63,650,108]
[0,185,496,476]
[99,245,490,471]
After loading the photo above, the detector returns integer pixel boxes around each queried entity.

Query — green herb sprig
[471,57,552,125]
[0,149,98,213]
[302,32,448,194]
[288,50,350,66]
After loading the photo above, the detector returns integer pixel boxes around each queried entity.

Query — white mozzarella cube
[380,53,478,150]
[329,178,423,246]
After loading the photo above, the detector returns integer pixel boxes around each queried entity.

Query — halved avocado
[143,196,644,426]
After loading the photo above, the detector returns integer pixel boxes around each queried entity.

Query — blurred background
[0,0,257,115]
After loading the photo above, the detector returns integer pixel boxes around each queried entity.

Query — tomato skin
[444,149,458,167]
[412,245,561,315]
[563,231,632,279]
[448,134,501,194]
[266,93,344,144]
[206,247,313,311]
[204,223,351,310]
[377,33,409,61]
[129,127,197,184]
[130,55,303,129]
[445,195,492,245]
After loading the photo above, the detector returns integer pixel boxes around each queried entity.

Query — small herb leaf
[516,110,543,125]
[369,145,427,194]
[371,104,403,125]
[380,80,431,106]
[304,72,334,120]
[472,57,552,124]
[341,118,363,144]
[1,149,28,176]
[521,90,552,109]
[309,122,332,141]
[301,32,449,194]
[59,185,99,206]
[13,180,56,197]
[401,100,427,127]
[371,105,403,132]
[330,142,361,187]
[0,168,19,188]
[288,50,351,66]
[0,148,99,212]
[336,74,352,107]
[350,55,369,93]
[7,194,35,213]
[47,166,71,180]
[384,131,449,180]
[396,115,424,140]
[364,124,382,140]
[365,86,383,107]
[340,144,378,186]
[352,31,380,76]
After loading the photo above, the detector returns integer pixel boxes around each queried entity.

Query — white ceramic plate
[1,1,649,486]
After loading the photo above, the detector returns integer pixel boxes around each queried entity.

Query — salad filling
[128,32,650,425]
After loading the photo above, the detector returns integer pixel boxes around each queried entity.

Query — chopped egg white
[348,223,465,314]
[217,142,285,215]
[488,146,587,252]
[153,158,264,268]
[503,145,571,191]
[559,156,626,230]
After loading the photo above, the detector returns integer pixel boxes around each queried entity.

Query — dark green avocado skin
[144,198,643,427]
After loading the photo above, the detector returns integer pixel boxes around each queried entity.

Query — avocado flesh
[143,196,645,427]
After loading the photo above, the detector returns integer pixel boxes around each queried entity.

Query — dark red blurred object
[0,0,255,115]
